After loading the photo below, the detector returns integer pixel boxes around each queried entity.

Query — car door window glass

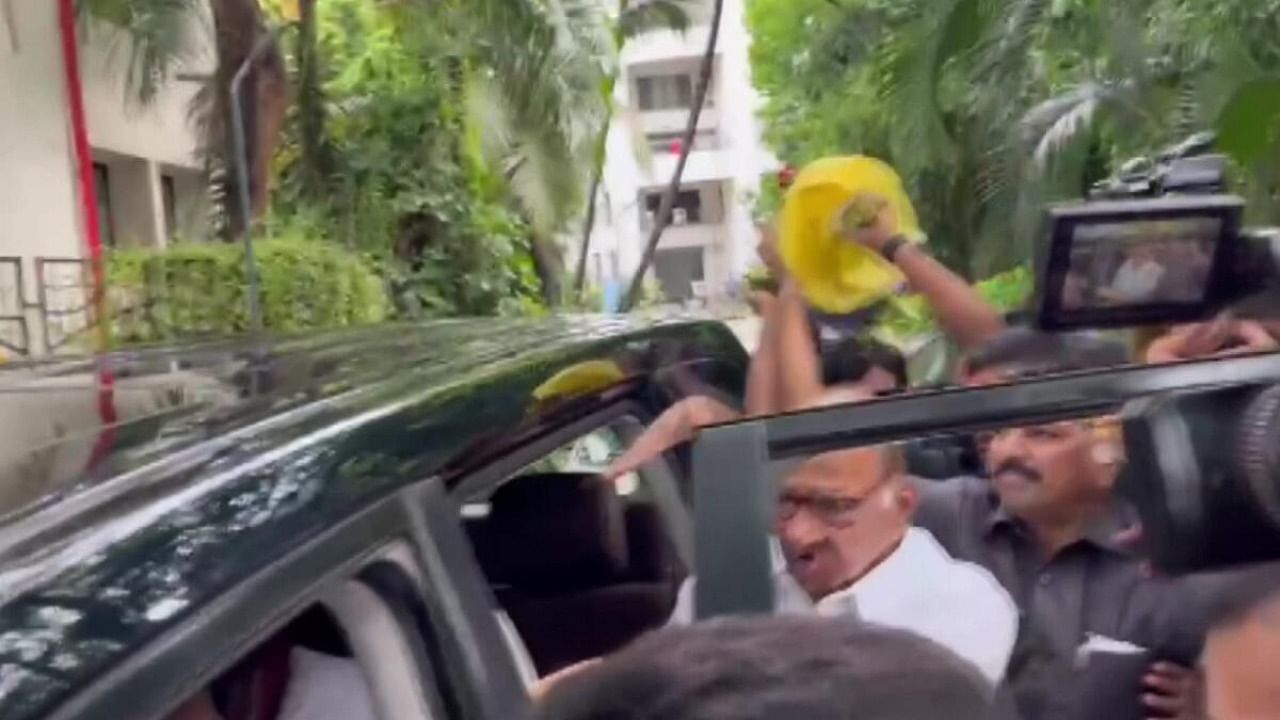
[461,420,685,678]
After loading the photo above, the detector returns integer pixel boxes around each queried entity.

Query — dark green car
[0,318,748,720]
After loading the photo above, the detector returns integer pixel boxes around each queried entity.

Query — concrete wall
[0,0,211,355]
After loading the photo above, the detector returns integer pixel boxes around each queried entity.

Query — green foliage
[105,238,389,345]
[746,0,1280,279]
[268,0,546,318]
[456,0,614,237]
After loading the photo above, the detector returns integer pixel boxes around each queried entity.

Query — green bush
[106,239,390,345]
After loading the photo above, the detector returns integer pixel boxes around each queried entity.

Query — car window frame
[46,478,530,720]
[689,351,1280,620]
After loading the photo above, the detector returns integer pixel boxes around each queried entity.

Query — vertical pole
[230,35,273,333]
[56,0,109,350]
[57,0,117,470]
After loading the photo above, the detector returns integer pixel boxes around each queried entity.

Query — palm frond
[618,0,691,39]
[459,0,612,235]
[879,0,1000,170]
[79,0,205,105]
[1020,82,1116,168]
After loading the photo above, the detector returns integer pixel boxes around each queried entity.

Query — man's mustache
[992,459,1042,484]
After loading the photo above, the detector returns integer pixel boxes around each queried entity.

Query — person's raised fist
[834,193,899,253]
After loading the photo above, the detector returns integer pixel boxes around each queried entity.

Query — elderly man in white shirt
[1100,243,1166,304]
[669,443,1018,685]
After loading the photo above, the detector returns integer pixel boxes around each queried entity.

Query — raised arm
[842,197,1005,350]
[745,292,782,416]
[774,281,828,411]
[603,395,741,481]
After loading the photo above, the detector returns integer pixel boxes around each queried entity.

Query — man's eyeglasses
[776,492,872,528]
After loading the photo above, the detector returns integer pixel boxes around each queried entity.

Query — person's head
[963,328,1129,525]
[821,337,908,396]
[535,616,998,720]
[985,417,1124,527]
[961,326,1128,387]
[1204,563,1280,720]
[776,441,913,601]
[1127,242,1157,263]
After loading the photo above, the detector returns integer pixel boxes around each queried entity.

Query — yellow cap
[532,360,625,404]
[779,156,925,313]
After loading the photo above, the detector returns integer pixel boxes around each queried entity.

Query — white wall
[0,0,211,355]
[583,0,778,307]
[79,19,212,168]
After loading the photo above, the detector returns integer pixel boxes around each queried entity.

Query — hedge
[106,239,390,345]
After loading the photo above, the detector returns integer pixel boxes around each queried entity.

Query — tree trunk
[572,67,618,299]
[572,140,606,297]
[296,0,329,198]
[620,0,725,311]
[530,232,566,306]
[211,0,288,238]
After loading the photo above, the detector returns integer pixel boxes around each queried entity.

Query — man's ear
[1089,417,1127,466]
[893,482,919,518]
[1090,440,1124,468]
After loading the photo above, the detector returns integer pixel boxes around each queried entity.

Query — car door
[52,477,531,720]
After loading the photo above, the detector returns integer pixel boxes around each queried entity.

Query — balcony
[657,222,724,249]
[645,146,730,184]
[640,107,718,136]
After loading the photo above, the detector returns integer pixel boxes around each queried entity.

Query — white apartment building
[0,0,211,356]
[582,0,778,308]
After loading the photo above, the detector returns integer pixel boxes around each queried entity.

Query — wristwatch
[881,235,911,263]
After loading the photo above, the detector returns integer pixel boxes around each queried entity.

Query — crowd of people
[546,193,1280,720]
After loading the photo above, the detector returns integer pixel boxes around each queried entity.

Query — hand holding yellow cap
[779,156,925,314]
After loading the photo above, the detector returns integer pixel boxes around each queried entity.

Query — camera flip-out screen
[1036,195,1244,330]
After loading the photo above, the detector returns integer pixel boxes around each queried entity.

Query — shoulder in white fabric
[276,647,378,720]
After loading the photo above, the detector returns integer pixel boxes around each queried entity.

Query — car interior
[162,564,440,720]
[186,605,358,720]
[462,424,688,677]
[465,471,685,676]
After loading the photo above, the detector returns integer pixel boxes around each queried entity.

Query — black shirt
[913,476,1208,720]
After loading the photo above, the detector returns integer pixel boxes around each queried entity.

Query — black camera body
[1031,134,1280,572]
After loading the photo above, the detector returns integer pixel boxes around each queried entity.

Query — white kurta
[669,527,1019,685]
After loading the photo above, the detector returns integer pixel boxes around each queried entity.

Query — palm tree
[571,0,692,299]
[867,0,1280,275]
[620,0,724,311]
[459,0,616,305]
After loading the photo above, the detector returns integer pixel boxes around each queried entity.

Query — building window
[92,162,115,247]
[636,74,694,111]
[642,189,702,228]
[161,174,177,240]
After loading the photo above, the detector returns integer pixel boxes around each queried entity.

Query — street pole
[229,30,278,334]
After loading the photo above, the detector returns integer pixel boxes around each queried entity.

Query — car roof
[0,316,747,720]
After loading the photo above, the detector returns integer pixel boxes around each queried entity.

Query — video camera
[1033,133,1280,572]
[1034,132,1280,332]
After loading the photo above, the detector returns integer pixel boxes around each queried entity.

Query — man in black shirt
[914,333,1206,720]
